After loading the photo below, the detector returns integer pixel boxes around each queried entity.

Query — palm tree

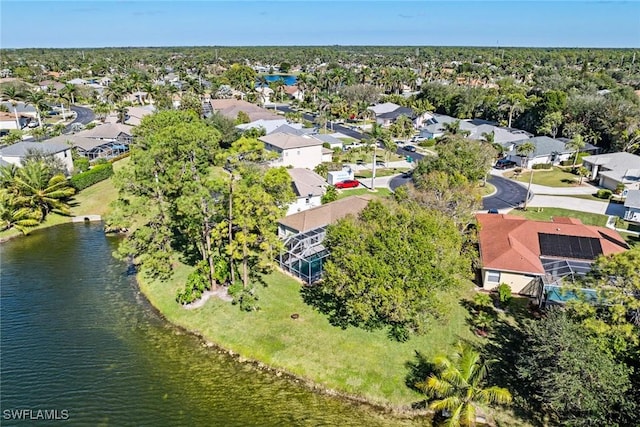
[61,83,77,105]
[499,93,526,128]
[24,89,49,128]
[566,134,586,167]
[0,192,40,234]
[12,162,75,220]
[0,85,24,129]
[516,141,536,210]
[115,103,129,124]
[416,343,512,427]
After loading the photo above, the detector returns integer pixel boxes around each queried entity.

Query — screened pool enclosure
[278,226,329,284]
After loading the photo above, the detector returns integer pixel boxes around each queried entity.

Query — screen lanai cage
[278,226,329,284]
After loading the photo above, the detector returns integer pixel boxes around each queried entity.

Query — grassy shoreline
[137,261,476,410]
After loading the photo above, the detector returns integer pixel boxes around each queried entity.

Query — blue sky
[1,1,639,48]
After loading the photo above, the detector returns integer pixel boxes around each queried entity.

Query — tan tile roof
[210,99,281,122]
[477,214,628,275]
[287,168,327,197]
[278,195,373,233]
[76,123,133,139]
[260,132,323,150]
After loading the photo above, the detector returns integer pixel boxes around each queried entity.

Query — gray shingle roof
[510,136,571,158]
[624,190,640,209]
[260,133,323,150]
[0,141,70,157]
[287,168,327,197]
[583,152,640,170]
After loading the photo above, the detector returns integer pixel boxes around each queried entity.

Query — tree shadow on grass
[481,316,542,426]
[404,350,434,409]
[299,283,351,329]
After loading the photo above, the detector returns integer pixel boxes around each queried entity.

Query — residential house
[313,133,343,150]
[67,78,88,86]
[260,132,325,169]
[38,80,65,92]
[504,137,575,168]
[278,194,372,237]
[0,102,38,120]
[255,86,274,104]
[283,85,303,101]
[277,195,373,283]
[76,123,134,144]
[623,190,640,223]
[105,105,155,126]
[0,111,29,130]
[582,152,640,191]
[467,124,532,147]
[476,214,628,295]
[418,114,477,139]
[209,99,282,122]
[286,168,328,216]
[0,140,74,173]
[368,102,432,129]
[43,134,125,161]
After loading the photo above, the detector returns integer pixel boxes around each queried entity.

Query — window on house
[63,151,67,157]
[486,270,501,283]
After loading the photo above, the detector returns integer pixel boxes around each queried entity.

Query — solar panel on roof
[538,233,603,260]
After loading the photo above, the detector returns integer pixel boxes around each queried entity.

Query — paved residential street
[63,105,95,133]
[482,175,530,211]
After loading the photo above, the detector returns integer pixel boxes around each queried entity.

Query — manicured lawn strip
[336,187,393,200]
[1,158,127,241]
[138,266,476,406]
[481,182,496,197]
[509,207,608,227]
[511,167,581,188]
[355,169,410,179]
[560,193,609,202]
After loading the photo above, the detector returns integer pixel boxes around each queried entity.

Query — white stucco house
[624,190,640,223]
[582,152,640,191]
[504,136,574,168]
[0,141,74,174]
[260,132,325,169]
[285,168,328,216]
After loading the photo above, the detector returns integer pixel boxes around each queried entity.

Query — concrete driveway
[527,195,626,216]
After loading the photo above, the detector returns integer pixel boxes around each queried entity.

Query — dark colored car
[495,159,517,169]
[488,209,499,214]
[375,161,385,167]
[334,180,360,189]
[403,145,417,152]
[356,159,365,165]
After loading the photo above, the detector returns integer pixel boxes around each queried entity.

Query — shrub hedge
[596,189,612,199]
[532,163,553,170]
[70,163,114,191]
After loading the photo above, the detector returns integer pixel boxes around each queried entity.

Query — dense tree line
[107,110,294,308]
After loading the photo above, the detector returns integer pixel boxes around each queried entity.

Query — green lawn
[336,187,393,200]
[355,168,410,179]
[511,167,581,188]
[509,207,609,227]
[1,158,127,241]
[139,265,477,407]
[481,182,496,197]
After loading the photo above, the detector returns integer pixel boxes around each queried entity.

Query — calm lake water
[0,223,422,426]
[260,75,298,86]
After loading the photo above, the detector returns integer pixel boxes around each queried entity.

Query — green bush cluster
[108,152,131,163]
[596,189,612,199]
[70,163,114,191]
[532,163,553,170]
[418,139,436,147]
[176,262,209,305]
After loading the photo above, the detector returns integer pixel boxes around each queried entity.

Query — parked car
[403,145,417,152]
[488,209,499,214]
[495,159,517,169]
[356,159,365,165]
[375,161,385,167]
[335,180,360,189]
[402,170,413,178]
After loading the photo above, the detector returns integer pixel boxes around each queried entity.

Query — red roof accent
[477,214,628,275]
